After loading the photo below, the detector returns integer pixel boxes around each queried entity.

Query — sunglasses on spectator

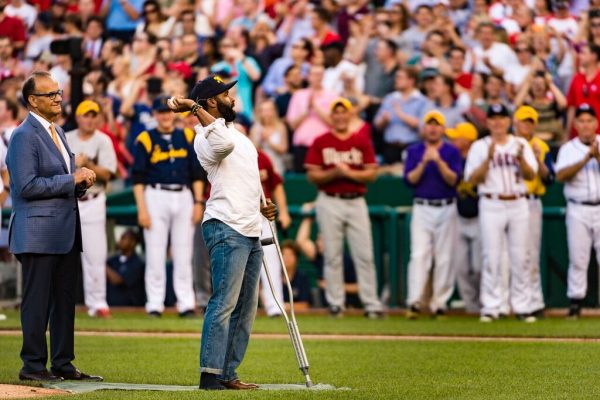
[32,89,63,100]
[144,7,158,15]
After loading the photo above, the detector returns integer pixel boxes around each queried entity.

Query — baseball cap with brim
[152,96,171,112]
[446,122,478,141]
[423,110,445,126]
[330,97,353,112]
[514,105,538,123]
[76,100,100,116]
[487,103,510,118]
[419,68,439,81]
[576,103,597,118]
[189,75,238,102]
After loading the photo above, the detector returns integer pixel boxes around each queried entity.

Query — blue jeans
[199,219,263,381]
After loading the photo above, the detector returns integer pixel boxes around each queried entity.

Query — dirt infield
[0,384,69,399]
[2,329,600,343]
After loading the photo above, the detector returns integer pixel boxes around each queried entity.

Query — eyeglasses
[31,89,63,100]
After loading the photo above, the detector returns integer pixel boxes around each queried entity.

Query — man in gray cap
[168,75,277,390]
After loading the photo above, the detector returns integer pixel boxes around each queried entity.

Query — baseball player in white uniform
[465,103,538,322]
[513,106,555,317]
[446,122,482,313]
[132,96,205,318]
[66,100,117,318]
[556,104,600,319]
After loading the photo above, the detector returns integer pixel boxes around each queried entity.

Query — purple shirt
[404,142,463,199]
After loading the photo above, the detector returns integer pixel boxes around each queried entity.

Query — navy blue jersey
[131,127,205,186]
[106,253,146,307]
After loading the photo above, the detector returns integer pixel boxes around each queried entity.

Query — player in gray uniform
[66,100,117,318]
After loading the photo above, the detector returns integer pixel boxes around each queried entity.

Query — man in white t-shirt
[465,103,538,323]
[472,22,519,76]
[4,0,37,29]
[168,75,276,391]
[556,104,600,319]
[321,41,364,95]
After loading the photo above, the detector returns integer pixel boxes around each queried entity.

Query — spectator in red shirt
[567,44,600,136]
[257,149,291,317]
[310,6,341,49]
[447,46,472,91]
[0,1,26,51]
[304,97,384,319]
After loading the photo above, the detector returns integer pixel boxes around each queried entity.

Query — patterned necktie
[49,123,61,151]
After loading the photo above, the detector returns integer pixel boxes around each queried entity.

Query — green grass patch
[2,335,600,399]
[3,310,600,338]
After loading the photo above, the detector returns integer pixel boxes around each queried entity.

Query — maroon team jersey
[258,150,283,199]
[304,131,377,195]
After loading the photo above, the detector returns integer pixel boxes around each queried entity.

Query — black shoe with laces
[148,311,162,318]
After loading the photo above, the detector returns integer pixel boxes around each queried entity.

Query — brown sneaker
[220,379,259,390]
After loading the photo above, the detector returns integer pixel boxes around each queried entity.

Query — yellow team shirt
[525,136,550,196]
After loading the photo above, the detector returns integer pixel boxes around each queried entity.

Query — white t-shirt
[322,60,364,95]
[465,135,538,196]
[555,137,600,202]
[472,42,519,75]
[547,16,579,40]
[504,63,531,88]
[194,118,262,237]
[4,2,37,29]
[66,129,117,194]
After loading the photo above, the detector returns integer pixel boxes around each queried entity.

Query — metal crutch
[259,189,313,388]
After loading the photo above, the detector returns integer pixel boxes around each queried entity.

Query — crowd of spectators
[1,0,600,318]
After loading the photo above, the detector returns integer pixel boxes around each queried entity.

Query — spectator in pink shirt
[286,64,337,172]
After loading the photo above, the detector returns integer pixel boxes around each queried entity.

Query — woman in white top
[250,99,289,174]
[135,0,176,39]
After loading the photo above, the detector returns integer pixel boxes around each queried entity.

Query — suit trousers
[18,246,80,374]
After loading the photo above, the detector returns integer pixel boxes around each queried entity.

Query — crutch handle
[260,237,275,246]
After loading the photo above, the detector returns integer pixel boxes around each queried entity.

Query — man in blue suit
[6,72,102,382]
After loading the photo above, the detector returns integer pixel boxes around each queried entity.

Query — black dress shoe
[52,368,103,381]
[19,370,64,382]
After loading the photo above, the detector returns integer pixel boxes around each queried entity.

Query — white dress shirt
[30,111,71,173]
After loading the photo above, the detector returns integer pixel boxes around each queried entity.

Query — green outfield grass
[2,310,600,338]
[2,334,600,399]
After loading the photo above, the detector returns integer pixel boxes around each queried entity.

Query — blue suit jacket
[6,113,86,255]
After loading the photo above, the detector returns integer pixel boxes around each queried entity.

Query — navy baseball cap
[152,96,171,112]
[189,75,238,102]
[486,103,510,118]
[575,103,597,118]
